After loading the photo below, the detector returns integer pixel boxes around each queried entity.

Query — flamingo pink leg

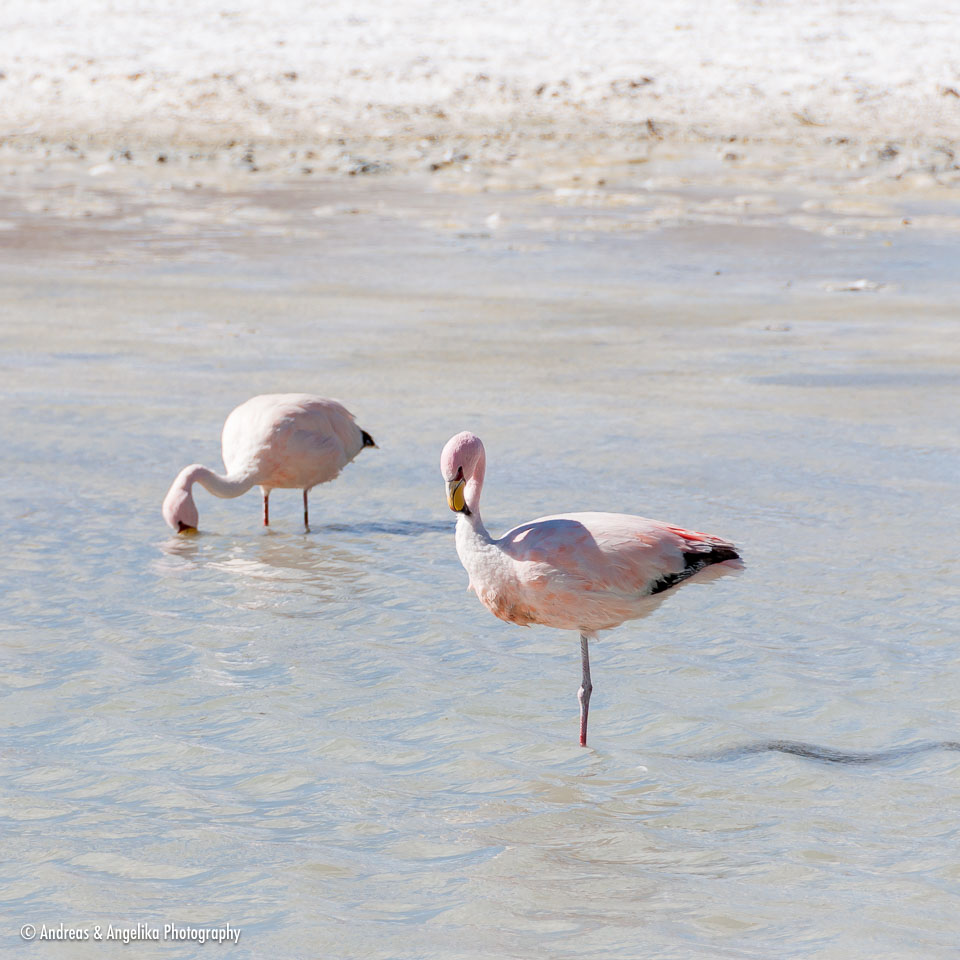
[578,633,593,747]
[303,489,310,532]
[262,491,270,526]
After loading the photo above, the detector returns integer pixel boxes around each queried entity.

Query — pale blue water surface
[1,174,959,958]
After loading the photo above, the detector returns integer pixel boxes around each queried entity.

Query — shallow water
[2,176,959,958]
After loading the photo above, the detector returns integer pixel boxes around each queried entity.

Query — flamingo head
[440,432,486,516]
[162,477,199,533]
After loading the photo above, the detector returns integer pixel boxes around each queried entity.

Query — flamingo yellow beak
[177,522,198,535]
[446,478,466,513]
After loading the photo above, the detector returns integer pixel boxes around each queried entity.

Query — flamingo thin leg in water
[303,490,310,532]
[262,491,270,527]
[579,633,594,747]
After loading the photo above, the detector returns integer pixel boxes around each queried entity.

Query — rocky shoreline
[2,0,958,192]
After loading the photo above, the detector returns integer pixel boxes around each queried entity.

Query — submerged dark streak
[313,520,450,536]
[696,739,960,765]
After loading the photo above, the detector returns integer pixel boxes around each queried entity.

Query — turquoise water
[2,177,959,958]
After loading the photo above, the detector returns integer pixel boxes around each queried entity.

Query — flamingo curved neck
[455,507,513,600]
[457,509,491,542]
[180,464,256,500]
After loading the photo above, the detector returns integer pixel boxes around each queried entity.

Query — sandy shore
[2,0,959,191]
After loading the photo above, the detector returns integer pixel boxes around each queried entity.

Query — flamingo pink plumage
[162,394,376,533]
[440,431,741,746]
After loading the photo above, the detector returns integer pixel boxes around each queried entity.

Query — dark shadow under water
[697,739,960,765]
[315,519,450,537]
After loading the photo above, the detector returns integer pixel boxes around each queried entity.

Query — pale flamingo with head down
[162,393,376,533]
[440,431,741,746]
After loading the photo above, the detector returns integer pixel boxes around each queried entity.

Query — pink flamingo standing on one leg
[439,431,741,747]
[162,393,376,533]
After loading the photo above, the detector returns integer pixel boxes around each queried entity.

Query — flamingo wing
[222,394,363,488]
[498,512,737,597]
